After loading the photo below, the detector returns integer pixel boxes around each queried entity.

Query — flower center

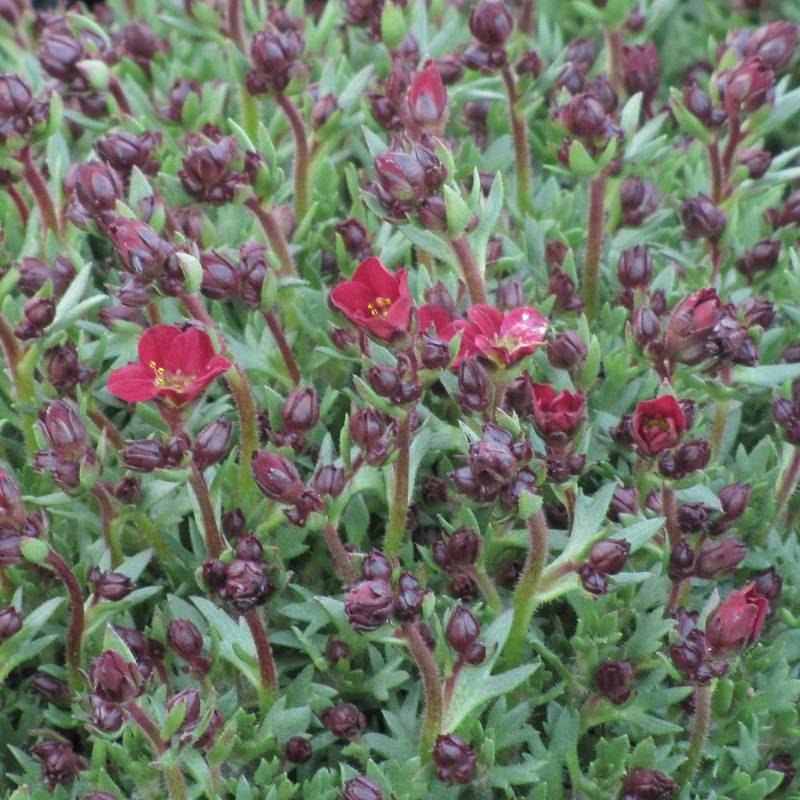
[367,296,393,317]
[149,361,193,392]
[644,418,669,434]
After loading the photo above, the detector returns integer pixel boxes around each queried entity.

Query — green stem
[681,683,713,788]
[275,92,311,222]
[88,406,126,451]
[402,621,443,759]
[505,510,550,668]
[188,464,226,559]
[46,548,84,695]
[583,174,607,322]
[91,483,122,567]
[710,364,732,459]
[501,66,534,216]
[244,607,279,700]
[450,235,488,305]
[241,85,258,143]
[775,448,800,529]
[469,565,503,615]
[245,197,297,277]
[384,413,412,558]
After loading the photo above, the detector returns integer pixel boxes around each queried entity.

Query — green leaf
[733,362,800,388]
[444,184,471,237]
[552,483,616,567]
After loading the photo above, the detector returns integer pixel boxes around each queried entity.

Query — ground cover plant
[1,0,800,797]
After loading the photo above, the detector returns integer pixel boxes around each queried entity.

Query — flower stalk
[275,92,311,223]
[385,412,412,558]
[244,197,298,277]
[262,309,301,385]
[401,620,443,759]
[322,522,356,586]
[19,145,60,241]
[501,66,534,216]
[450,235,488,305]
[505,509,550,668]
[244,608,279,701]
[46,548,85,694]
[680,683,714,788]
[583,173,607,322]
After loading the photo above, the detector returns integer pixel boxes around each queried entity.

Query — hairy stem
[506,510,550,668]
[450,235,488,305]
[322,522,356,586]
[7,184,29,227]
[662,484,680,549]
[501,66,533,215]
[469,565,503,616]
[244,608,279,699]
[188,464,226,559]
[19,145,60,241]
[245,197,297,277]
[605,28,624,95]
[108,76,132,115]
[402,621,443,759]
[709,364,732,459]
[227,0,246,52]
[519,0,536,35]
[47,548,85,694]
[775,448,800,529]
[722,116,741,191]
[91,483,122,568]
[262,309,301,385]
[385,413,412,558]
[276,93,311,222]
[681,683,713,788]
[88,406,126,451]
[583,174,607,322]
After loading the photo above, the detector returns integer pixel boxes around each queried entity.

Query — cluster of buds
[252,449,324,526]
[31,739,88,790]
[95,130,161,182]
[681,194,726,244]
[371,143,447,222]
[111,624,165,685]
[349,408,400,466]
[366,359,422,407]
[203,535,274,613]
[262,387,321,449]
[33,400,97,491]
[344,550,426,631]
[433,732,478,785]
[0,468,47,567]
[623,42,662,115]
[89,649,142,733]
[0,74,49,145]
[44,341,95,394]
[179,135,246,206]
[167,618,210,674]
[64,161,125,231]
[462,0,514,72]
[736,238,781,282]
[577,538,631,595]
[247,26,305,95]
[595,658,635,704]
[199,242,274,307]
[450,422,537,510]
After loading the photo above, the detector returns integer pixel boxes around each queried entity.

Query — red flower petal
[353,257,400,300]
[138,325,182,370]
[107,363,159,402]
[166,326,217,376]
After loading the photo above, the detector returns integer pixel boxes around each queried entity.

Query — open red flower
[531,383,586,440]
[107,325,231,408]
[418,304,460,340]
[330,257,414,342]
[631,395,686,455]
[706,582,769,654]
[459,305,548,366]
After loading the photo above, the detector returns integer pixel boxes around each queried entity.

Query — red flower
[418,304,460,339]
[107,325,231,408]
[406,60,448,133]
[330,257,414,342]
[459,305,548,366]
[631,395,686,455]
[706,582,769,654]
[531,383,586,440]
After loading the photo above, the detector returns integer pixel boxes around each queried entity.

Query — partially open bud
[282,387,320,433]
[694,538,747,579]
[222,559,272,612]
[622,42,661,100]
[557,93,608,138]
[395,572,425,620]
[681,194,726,242]
[345,579,395,631]
[432,733,477,785]
[595,659,634,704]
[618,245,653,289]
[321,702,366,738]
[91,650,141,703]
[167,618,204,663]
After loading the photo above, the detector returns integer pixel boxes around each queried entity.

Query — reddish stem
[19,145,60,239]
[245,197,297,277]
[109,76,132,116]
[721,116,741,192]
[227,0,246,52]
[450,235,488,305]
[707,140,723,204]
[583,173,607,322]
[188,464,226,559]
[126,702,167,753]
[88,407,126,451]
[501,66,533,215]
[7,184,29,227]
[91,483,121,567]
[605,29,625,96]
[519,0,536,35]
[262,309,302,385]
[46,548,85,694]
[322,522,356,586]
[244,608,279,695]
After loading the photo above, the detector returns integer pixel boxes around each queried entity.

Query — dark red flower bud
[745,22,798,73]
[620,180,658,227]
[558,93,608,138]
[252,451,305,503]
[109,217,174,280]
[322,702,366,738]
[395,572,426,620]
[179,137,243,206]
[469,439,517,482]
[588,539,630,575]
[313,465,346,499]
[595,659,634,704]
[617,246,653,292]
[517,50,543,77]
[203,559,228,592]
[89,569,134,601]
[765,753,796,792]
[32,671,69,704]
[325,637,351,663]
[436,54,464,85]
[720,57,775,115]
[457,359,491,412]
[495,280,525,311]
[622,42,661,99]
[39,400,89,461]
[366,364,403,399]
[91,650,141,703]
[311,93,338,129]
[694,538,747,579]
[632,307,661,349]
[165,687,202,736]
[446,605,481,653]
[38,31,84,81]
[738,148,771,180]
[21,296,55,334]
[417,196,448,232]
[667,438,710,478]
[683,82,716,125]
[167,619,204,663]
[374,151,426,207]
[121,439,168,472]
[621,768,678,800]
[343,775,383,800]
[281,387,319,434]
[578,564,609,595]
[233,533,262,562]
[608,487,639,521]
[31,739,87,789]
[0,74,48,144]
[546,331,587,370]
[0,534,22,566]
[681,194,726,242]
[706,582,769,654]
[462,43,508,73]
[66,162,125,229]
[199,250,241,301]
[334,218,371,259]
[433,733,477,785]
[445,529,481,567]
[350,409,386,448]
[95,131,161,177]
[586,73,618,114]
[18,256,75,298]
[677,503,711,534]
[0,468,24,527]
[754,567,781,606]
[222,559,271,612]
[665,288,723,365]
[248,28,304,93]
[0,605,22,642]
[469,0,513,48]
[193,420,233,471]
[345,579,395,631]
[44,342,91,394]
[567,37,597,70]
[284,736,312,764]
[420,332,451,370]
